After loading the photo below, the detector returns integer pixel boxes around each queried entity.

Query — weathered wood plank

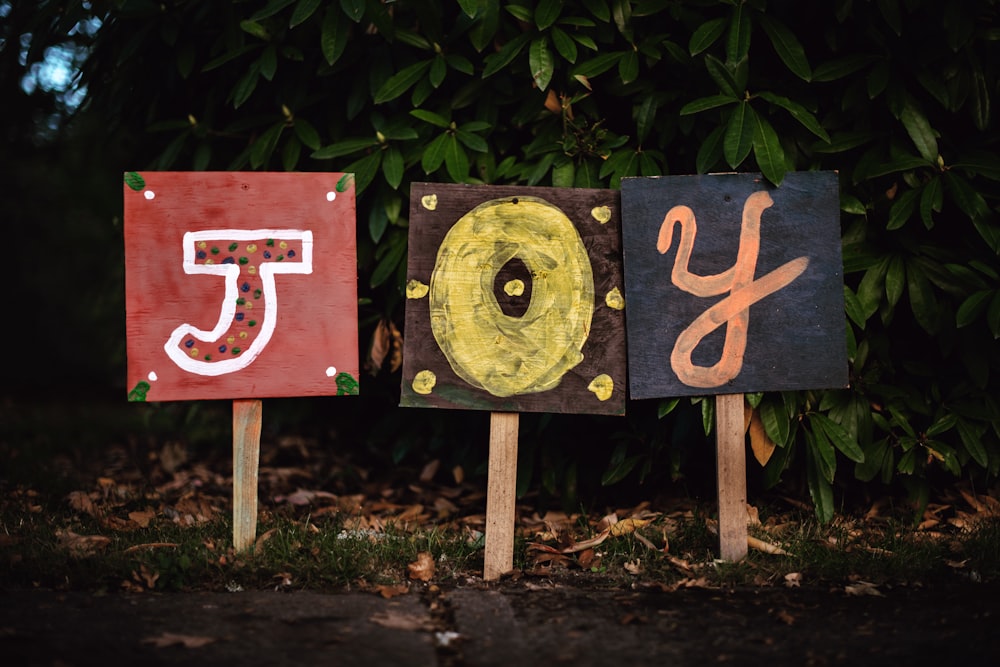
[620,172,847,398]
[484,411,519,581]
[400,183,627,415]
[123,172,359,402]
[233,398,263,552]
[715,393,748,561]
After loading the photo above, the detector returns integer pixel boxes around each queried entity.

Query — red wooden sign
[400,183,627,415]
[621,172,848,398]
[123,172,358,402]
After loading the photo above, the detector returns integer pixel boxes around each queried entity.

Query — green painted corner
[124,171,145,191]
[335,372,359,396]
[336,173,354,193]
[127,380,151,402]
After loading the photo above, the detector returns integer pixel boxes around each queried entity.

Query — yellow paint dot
[279,241,288,250]
[245,302,253,309]
[239,331,248,339]
[503,279,525,297]
[421,194,438,210]
[248,265,257,275]
[591,206,612,224]
[198,241,207,249]
[246,243,258,253]
[406,279,429,299]
[588,374,614,401]
[605,287,625,310]
[205,259,214,265]
[412,370,437,395]
[227,336,236,345]
[189,348,199,357]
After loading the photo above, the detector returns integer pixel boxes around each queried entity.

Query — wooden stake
[232,398,263,552]
[715,393,748,561]
[484,411,519,581]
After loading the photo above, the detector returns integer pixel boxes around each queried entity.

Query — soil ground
[3,577,999,666]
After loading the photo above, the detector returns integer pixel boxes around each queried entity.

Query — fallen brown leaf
[376,583,410,599]
[370,611,434,632]
[407,551,435,581]
[56,530,111,558]
[142,632,216,649]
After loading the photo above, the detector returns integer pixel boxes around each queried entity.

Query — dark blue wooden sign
[621,172,848,399]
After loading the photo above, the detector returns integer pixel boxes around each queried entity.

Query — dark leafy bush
[26,0,1000,519]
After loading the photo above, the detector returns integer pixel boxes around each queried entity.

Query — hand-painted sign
[123,172,359,402]
[400,183,627,415]
[621,172,847,398]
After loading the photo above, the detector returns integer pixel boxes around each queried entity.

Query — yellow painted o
[429,196,594,397]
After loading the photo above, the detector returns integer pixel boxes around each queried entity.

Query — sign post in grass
[400,183,628,580]
[621,172,848,560]
[123,171,359,552]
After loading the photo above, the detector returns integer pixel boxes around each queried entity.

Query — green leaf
[482,33,531,77]
[429,55,447,88]
[410,109,450,128]
[281,136,301,171]
[751,109,785,186]
[455,128,488,152]
[811,413,865,464]
[759,16,811,80]
[679,94,737,115]
[231,65,260,109]
[535,0,562,29]
[919,176,943,230]
[760,398,790,447]
[259,46,277,81]
[906,259,939,334]
[695,125,725,174]
[445,134,470,182]
[311,137,376,159]
[726,2,751,62]
[250,122,284,169]
[887,187,919,230]
[381,145,404,189]
[292,119,321,150]
[343,151,380,194]
[611,0,632,41]
[601,444,641,486]
[290,0,322,27]
[689,17,726,56]
[806,438,835,523]
[618,48,639,84]
[843,285,866,329]
[840,195,866,215]
[756,91,829,142]
[320,8,349,66]
[251,0,296,20]
[944,171,991,224]
[657,398,680,419]
[571,51,623,78]
[123,172,145,191]
[374,60,432,104]
[240,19,271,41]
[551,159,575,188]
[899,98,939,163]
[550,27,578,63]
[723,101,753,168]
[957,419,990,468]
[340,0,364,22]
[201,44,259,73]
[883,254,907,308]
[457,0,479,18]
[856,256,888,320]
[957,289,992,328]
[469,0,500,52]
[421,133,449,174]
[812,55,879,82]
[581,0,611,22]
[704,54,740,98]
[370,231,406,287]
[529,38,554,91]
[971,69,990,131]
[807,425,837,484]
[635,96,657,143]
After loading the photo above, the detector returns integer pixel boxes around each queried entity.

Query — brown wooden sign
[123,172,359,402]
[621,172,847,399]
[400,183,627,415]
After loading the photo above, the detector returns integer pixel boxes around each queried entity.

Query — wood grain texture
[484,411,519,581]
[621,172,848,398]
[123,172,359,402]
[233,398,262,552]
[715,393,748,562]
[401,183,626,415]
